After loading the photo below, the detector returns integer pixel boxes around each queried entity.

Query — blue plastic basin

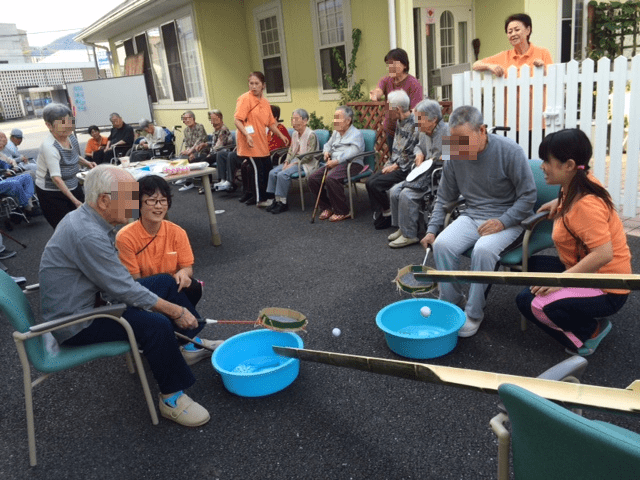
[376,299,465,359]
[212,329,303,397]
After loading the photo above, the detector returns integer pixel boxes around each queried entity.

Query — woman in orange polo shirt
[516,129,631,356]
[116,175,202,308]
[472,13,552,78]
[473,13,552,151]
[235,71,290,205]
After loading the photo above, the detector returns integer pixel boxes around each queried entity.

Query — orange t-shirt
[85,135,108,155]
[553,188,631,294]
[483,43,552,78]
[115,220,194,278]
[483,44,552,130]
[234,91,276,158]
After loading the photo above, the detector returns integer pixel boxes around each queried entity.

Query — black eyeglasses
[143,198,169,206]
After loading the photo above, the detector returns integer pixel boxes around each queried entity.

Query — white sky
[4,1,122,46]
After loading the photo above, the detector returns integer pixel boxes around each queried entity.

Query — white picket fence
[452,55,640,217]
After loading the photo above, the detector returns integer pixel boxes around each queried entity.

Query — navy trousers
[63,274,204,394]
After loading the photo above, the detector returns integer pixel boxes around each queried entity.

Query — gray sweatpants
[389,183,424,239]
[433,215,523,322]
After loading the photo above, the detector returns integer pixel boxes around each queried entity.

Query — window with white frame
[310,0,352,99]
[439,11,455,67]
[115,13,205,106]
[253,1,290,101]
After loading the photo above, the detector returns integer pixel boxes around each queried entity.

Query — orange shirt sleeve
[482,50,509,71]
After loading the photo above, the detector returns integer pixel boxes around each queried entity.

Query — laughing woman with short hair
[36,103,96,228]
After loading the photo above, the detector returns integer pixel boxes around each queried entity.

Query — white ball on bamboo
[332,328,341,337]
[420,306,432,318]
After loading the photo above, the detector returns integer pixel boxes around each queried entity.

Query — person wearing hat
[2,129,37,175]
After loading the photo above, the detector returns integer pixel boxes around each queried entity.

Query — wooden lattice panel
[348,100,454,171]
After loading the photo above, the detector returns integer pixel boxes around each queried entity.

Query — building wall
[151,0,254,132]
[132,0,394,135]
[473,0,558,61]
[474,0,525,59]
[0,24,30,64]
[240,0,390,127]
[524,0,558,61]
[0,68,85,120]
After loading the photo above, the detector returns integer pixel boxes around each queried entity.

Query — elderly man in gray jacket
[421,105,536,338]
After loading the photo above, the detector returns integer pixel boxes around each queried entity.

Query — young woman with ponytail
[516,128,631,355]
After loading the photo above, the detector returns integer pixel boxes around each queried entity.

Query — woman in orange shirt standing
[235,71,290,205]
[516,129,631,356]
[472,13,552,78]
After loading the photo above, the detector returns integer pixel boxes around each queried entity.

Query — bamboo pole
[274,347,640,415]
[411,270,640,290]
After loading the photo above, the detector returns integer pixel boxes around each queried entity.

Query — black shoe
[374,216,392,230]
[239,192,252,203]
[271,202,289,214]
[245,196,257,205]
[266,201,278,212]
[0,249,16,260]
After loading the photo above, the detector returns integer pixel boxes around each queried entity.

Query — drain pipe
[388,0,397,49]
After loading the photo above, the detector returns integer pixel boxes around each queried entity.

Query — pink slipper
[319,209,333,220]
[329,213,351,222]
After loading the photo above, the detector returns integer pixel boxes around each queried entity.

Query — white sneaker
[389,235,419,248]
[174,179,186,185]
[458,315,483,338]
[257,199,273,208]
[213,180,231,191]
[178,183,195,192]
[388,229,403,242]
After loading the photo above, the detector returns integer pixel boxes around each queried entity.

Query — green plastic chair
[290,129,331,210]
[495,382,640,480]
[498,158,560,271]
[0,271,158,466]
[343,129,378,218]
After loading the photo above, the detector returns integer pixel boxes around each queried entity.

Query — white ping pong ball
[420,306,432,317]
[332,328,341,337]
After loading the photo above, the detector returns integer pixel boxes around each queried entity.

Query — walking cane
[0,229,26,248]
[310,165,329,223]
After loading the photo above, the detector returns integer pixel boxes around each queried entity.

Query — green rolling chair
[0,271,158,466]
[493,381,640,480]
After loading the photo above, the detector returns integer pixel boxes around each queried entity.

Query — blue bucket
[212,329,303,397]
[376,299,465,359]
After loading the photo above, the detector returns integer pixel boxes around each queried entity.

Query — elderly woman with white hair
[366,90,420,230]
[387,99,449,248]
[261,108,318,214]
[308,105,364,222]
[129,119,167,163]
[36,103,96,228]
